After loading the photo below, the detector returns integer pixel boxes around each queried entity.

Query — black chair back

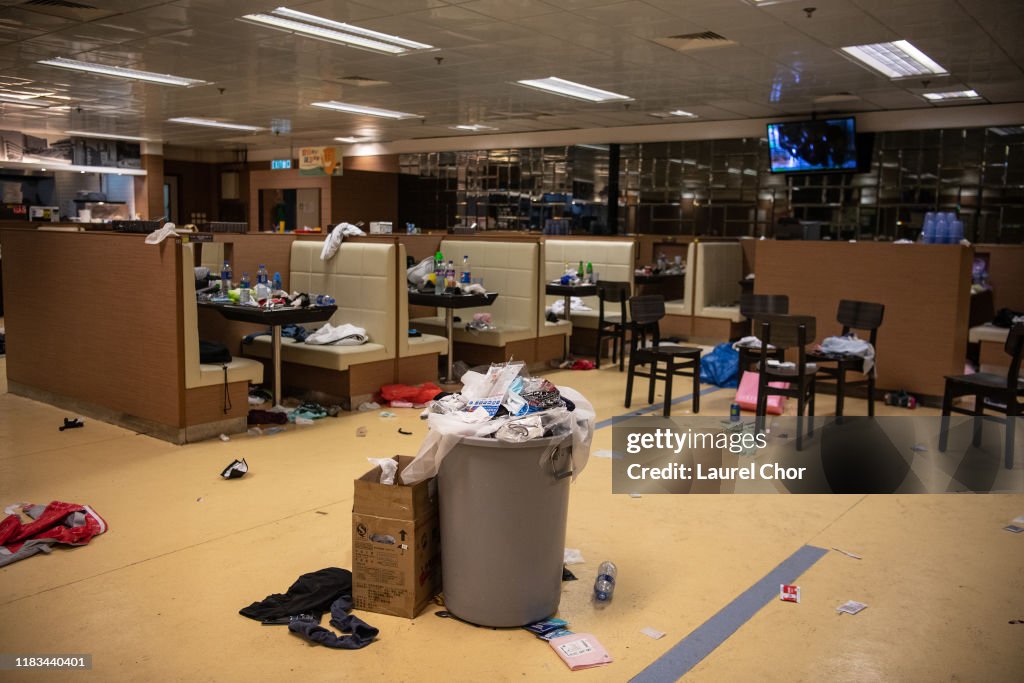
[597,280,630,304]
[1005,323,1024,389]
[759,314,816,350]
[837,300,885,344]
[629,295,666,326]
[740,293,789,318]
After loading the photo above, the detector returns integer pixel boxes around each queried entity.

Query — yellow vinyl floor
[0,356,1022,682]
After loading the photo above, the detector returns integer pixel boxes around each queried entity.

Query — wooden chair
[755,314,819,450]
[595,280,630,371]
[624,295,702,417]
[737,293,789,372]
[807,300,885,417]
[939,323,1023,469]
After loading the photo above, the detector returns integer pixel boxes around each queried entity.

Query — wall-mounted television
[767,117,858,173]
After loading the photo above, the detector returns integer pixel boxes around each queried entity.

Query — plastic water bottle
[461,255,471,284]
[220,260,232,295]
[434,251,445,294]
[257,264,268,286]
[922,212,935,243]
[239,271,251,303]
[273,271,283,292]
[446,260,455,288]
[593,560,617,607]
[934,213,949,244]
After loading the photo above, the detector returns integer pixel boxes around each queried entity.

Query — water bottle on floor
[593,560,617,608]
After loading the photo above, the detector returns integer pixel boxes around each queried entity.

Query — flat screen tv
[767,117,858,172]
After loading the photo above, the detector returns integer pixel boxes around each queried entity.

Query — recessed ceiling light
[64,130,157,142]
[240,7,431,55]
[921,89,981,101]
[516,77,632,103]
[37,57,207,87]
[649,110,698,119]
[167,117,265,131]
[311,101,420,119]
[989,126,1024,136]
[450,124,498,132]
[840,40,947,79]
[334,136,373,143]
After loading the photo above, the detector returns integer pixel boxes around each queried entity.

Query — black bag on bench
[199,340,232,364]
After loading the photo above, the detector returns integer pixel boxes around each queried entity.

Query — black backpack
[199,340,232,364]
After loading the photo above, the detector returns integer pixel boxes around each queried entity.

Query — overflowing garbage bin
[399,362,595,628]
[438,434,574,627]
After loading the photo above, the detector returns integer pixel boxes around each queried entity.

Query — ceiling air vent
[651,31,736,52]
[22,0,98,8]
[336,76,390,87]
[21,0,110,20]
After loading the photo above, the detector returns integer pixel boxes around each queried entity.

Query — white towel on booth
[304,323,368,346]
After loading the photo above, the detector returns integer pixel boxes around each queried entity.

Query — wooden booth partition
[755,241,973,400]
[1,229,186,438]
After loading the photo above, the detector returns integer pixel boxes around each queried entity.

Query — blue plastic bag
[700,343,739,388]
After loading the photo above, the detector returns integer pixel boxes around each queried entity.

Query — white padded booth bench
[664,241,747,342]
[969,323,1012,374]
[542,238,634,356]
[410,239,567,368]
[243,240,397,407]
[181,243,263,441]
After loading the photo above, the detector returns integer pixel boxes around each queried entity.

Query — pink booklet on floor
[549,632,613,670]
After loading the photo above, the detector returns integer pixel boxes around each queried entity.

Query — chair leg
[835,369,845,418]
[692,359,700,414]
[1006,404,1018,470]
[595,328,603,369]
[808,376,815,437]
[938,382,953,452]
[663,357,674,418]
[647,358,657,405]
[972,399,984,448]
[867,370,876,417]
[624,359,636,409]
[618,332,626,372]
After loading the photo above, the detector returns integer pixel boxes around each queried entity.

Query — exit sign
[271,159,292,170]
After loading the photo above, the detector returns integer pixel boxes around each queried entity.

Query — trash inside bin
[438,433,574,627]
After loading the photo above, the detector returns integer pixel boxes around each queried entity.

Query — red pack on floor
[734,370,788,415]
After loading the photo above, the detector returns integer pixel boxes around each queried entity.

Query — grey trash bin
[437,433,574,627]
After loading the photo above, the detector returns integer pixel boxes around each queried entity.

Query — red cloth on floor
[0,501,108,553]
[380,383,442,405]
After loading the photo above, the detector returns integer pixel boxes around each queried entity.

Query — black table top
[408,290,498,309]
[546,283,598,296]
[199,301,337,325]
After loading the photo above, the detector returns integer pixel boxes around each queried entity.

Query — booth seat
[970,323,1013,375]
[244,241,397,373]
[399,244,448,357]
[542,239,635,330]
[411,239,540,347]
[181,243,264,389]
[693,242,744,323]
[663,242,696,317]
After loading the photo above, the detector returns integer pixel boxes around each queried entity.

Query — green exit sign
[271,159,292,170]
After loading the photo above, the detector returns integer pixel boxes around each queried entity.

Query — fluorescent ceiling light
[65,130,157,142]
[649,110,698,119]
[334,136,373,143]
[922,89,980,101]
[0,91,47,100]
[516,77,632,103]
[37,57,207,87]
[989,126,1024,136]
[311,101,420,119]
[240,8,431,55]
[168,117,265,131]
[450,124,498,132]
[840,40,947,79]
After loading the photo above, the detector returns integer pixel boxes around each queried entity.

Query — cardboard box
[352,456,441,618]
[369,221,392,234]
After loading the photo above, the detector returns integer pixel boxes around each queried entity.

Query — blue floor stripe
[593,386,724,431]
[630,545,828,683]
